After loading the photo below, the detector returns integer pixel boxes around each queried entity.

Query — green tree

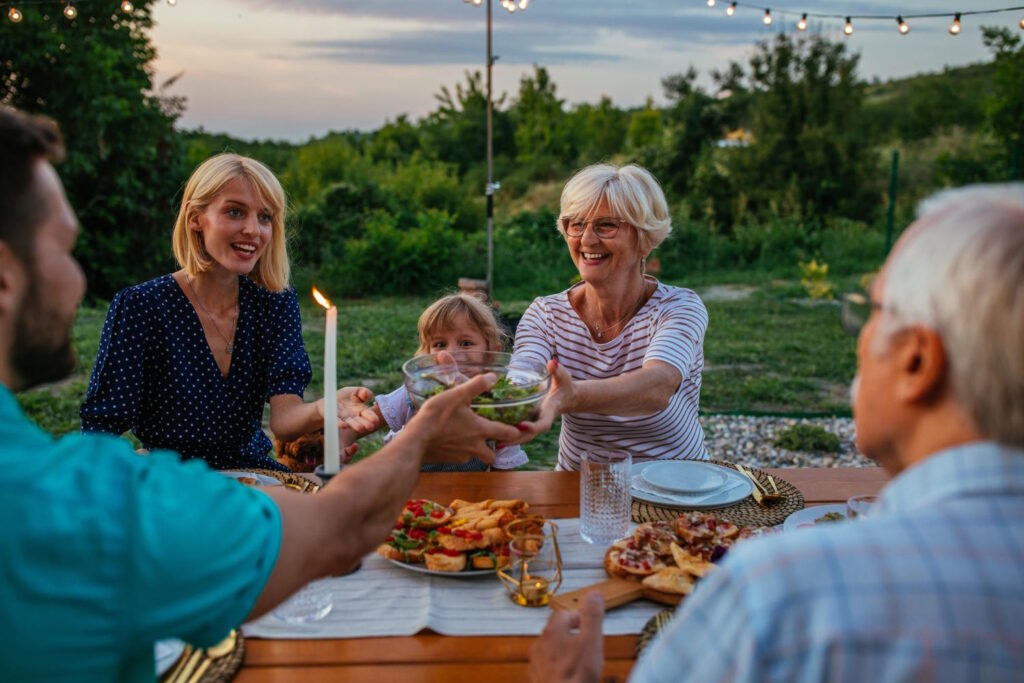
[1,1,185,298]
[513,65,570,179]
[982,26,1024,178]
[730,34,877,223]
[565,96,628,163]
[626,97,663,152]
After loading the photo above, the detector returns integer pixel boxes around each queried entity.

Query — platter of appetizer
[377,497,539,576]
[604,511,763,605]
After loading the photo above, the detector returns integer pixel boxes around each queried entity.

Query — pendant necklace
[186,276,239,355]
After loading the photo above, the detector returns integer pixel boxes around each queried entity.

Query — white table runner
[244,518,664,639]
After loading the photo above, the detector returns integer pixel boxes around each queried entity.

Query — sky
[147,1,1013,141]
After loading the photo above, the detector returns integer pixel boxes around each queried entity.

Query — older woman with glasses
[510,163,709,470]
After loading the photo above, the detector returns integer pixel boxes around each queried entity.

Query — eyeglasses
[560,217,626,239]
[840,291,884,336]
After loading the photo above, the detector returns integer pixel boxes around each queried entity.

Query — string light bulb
[8,6,22,22]
[518,0,528,9]
[473,0,482,5]
[949,13,961,35]
[897,16,909,34]
[121,1,134,13]
[726,2,736,17]
[707,0,716,7]
[168,0,177,6]
[1019,16,1023,30]
[63,2,77,19]
[763,9,772,25]
[844,16,854,35]
[797,13,807,31]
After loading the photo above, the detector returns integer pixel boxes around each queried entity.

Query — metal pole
[485,0,494,298]
[885,149,899,255]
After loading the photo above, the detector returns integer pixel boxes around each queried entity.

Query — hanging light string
[714,2,1024,35]
[4,0,178,23]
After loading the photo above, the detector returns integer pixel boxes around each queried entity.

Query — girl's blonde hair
[172,153,290,292]
[416,293,506,355]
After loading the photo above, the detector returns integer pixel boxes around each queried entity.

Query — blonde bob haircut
[416,292,507,355]
[557,163,672,254]
[172,153,290,292]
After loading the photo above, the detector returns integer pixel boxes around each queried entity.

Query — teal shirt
[0,386,282,681]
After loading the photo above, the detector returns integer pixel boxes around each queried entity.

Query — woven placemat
[636,608,676,658]
[632,461,803,528]
[247,468,321,494]
[159,630,245,683]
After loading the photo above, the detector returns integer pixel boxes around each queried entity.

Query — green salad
[421,375,540,425]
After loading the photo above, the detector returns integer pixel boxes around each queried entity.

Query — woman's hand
[318,386,382,436]
[509,359,575,444]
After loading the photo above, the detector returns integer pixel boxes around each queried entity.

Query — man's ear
[0,242,27,319]
[893,327,949,404]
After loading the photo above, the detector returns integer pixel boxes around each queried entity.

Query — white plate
[641,461,728,494]
[219,470,282,487]
[154,639,186,677]
[782,504,848,532]
[387,559,496,577]
[630,461,753,509]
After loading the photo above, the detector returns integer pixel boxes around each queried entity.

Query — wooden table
[239,467,889,682]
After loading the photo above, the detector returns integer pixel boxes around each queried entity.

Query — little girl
[369,293,529,472]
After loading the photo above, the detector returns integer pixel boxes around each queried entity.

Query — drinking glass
[846,494,877,519]
[272,578,334,623]
[497,518,563,607]
[579,449,632,545]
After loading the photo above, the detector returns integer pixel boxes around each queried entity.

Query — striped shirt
[632,441,1024,683]
[513,279,708,471]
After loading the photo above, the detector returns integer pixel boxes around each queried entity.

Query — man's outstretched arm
[247,372,521,620]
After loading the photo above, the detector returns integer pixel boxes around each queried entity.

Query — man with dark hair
[0,105,520,680]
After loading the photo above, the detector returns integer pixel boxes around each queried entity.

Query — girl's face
[425,315,488,355]
[190,177,274,276]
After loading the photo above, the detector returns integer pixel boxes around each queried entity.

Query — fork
[736,465,785,504]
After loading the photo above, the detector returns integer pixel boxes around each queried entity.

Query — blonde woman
[511,163,709,470]
[81,154,377,471]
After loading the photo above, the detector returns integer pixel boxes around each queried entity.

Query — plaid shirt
[632,442,1024,683]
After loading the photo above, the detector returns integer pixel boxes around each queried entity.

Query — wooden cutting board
[550,578,644,611]
[551,578,683,610]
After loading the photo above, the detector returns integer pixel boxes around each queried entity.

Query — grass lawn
[16,279,857,471]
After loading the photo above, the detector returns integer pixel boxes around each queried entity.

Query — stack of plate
[631,461,753,510]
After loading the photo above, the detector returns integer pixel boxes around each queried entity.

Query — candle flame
[312,286,332,309]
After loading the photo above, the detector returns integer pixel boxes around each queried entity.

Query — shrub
[799,259,834,300]
[774,424,841,453]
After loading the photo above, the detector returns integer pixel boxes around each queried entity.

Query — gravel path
[702,415,873,468]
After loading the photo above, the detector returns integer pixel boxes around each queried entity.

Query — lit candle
[313,287,340,473]
[522,577,549,604]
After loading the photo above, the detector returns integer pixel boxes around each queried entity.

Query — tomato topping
[642,560,651,570]
[441,548,462,557]
[385,536,394,542]
[430,507,445,518]
[409,529,427,540]
[470,531,483,541]
[394,521,404,530]
[438,526,452,535]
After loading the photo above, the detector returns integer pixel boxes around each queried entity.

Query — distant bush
[774,424,841,453]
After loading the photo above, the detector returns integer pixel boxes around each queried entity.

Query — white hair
[879,183,1024,446]
[557,164,672,254]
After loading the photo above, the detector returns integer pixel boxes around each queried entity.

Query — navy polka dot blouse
[80,274,312,471]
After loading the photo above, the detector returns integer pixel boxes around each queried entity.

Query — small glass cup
[272,578,334,623]
[497,518,562,607]
[846,494,877,519]
[579,449,632,545]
